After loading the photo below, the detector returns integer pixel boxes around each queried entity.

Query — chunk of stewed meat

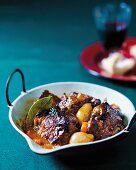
[39,90,61,106]
[34,108,78,145]
[59,92,101,114]
[88,102,125,140]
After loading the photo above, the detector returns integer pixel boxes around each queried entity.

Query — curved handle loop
[126,112,136,131]
[6,69,26,107]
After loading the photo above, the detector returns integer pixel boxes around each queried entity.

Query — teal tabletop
[1,0,136,170]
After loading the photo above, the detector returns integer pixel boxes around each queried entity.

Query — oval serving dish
[6,69,136,154]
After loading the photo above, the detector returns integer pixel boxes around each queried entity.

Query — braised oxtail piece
[88,102,125,140]
[34,108,78,145]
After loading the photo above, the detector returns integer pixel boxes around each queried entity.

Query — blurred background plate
[80,37,136,81]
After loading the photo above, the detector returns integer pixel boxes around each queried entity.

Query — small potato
[76,103,92,124]
[69,132,94,144]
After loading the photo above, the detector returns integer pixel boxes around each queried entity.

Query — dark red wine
[98,22,127,50]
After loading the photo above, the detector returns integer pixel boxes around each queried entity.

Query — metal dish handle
[126,112,136,131]
[6,69,26,107]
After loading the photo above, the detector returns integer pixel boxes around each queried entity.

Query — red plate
[80,37,136,81]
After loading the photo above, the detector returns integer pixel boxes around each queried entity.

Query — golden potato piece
[76,103,92,124]
[69,132,94,144]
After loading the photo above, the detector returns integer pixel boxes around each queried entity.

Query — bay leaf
[26,96,52,126]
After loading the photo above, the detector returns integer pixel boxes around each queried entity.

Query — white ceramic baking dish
[6,69,136,154]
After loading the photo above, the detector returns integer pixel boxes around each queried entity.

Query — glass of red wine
[93,2,132,51]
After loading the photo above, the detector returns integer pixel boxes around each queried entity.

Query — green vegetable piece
[26,96,52,126]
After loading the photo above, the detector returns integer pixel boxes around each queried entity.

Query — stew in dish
[22,90,125,149]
